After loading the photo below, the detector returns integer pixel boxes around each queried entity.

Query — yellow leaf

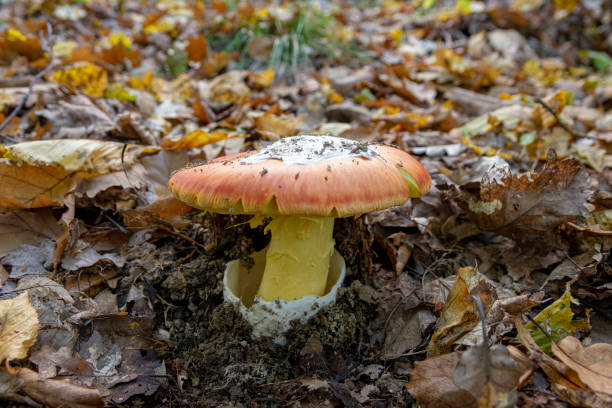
[526,284,590,354]
[108,32,132,48]
[144,18,175,35]
[554,0,579,10]
[6,28,27,42]
[0,292,39,370]
[389,27,403,46]
[250,69,275,89]
[256,113,304,138]
[321,79,343,104]
[162,129,228,150]
[51,63,108,97]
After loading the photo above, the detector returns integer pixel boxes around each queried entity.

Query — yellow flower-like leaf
[51,63,108,97]
[109,32,132,49]
[0,292,39,371]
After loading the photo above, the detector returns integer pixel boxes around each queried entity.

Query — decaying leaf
[0,292,39,369]
[526,285,590,354]
[427,267,497,356]
[453,344,527,407]
[446,157,590,246]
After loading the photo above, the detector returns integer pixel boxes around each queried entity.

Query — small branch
[0,23,55,142]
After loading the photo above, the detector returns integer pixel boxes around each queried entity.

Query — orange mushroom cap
[168,135,431,217]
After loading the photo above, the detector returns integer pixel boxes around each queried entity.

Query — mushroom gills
[256,215,335,301]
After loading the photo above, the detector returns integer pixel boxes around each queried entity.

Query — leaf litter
[0,0,611,407]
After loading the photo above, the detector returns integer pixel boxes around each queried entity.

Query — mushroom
[169,135,430,342]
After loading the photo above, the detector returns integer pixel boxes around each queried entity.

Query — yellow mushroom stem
[256,215,335,301]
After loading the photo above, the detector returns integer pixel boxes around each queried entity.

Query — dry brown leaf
[18,367,103,408]
[445,158,589,246]
[0,291,39,369]
[0,209,60,257]
[552,336,612,400]
[186,35,208,62]
[515,317,586,391]
[203,71,251,104]
[454,344,527,406]
[427,267,497,356]
[406,351,476,407]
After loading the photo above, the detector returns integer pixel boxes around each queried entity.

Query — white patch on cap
[240,135,379,166]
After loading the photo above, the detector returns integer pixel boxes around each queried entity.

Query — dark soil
[127,214,409,407]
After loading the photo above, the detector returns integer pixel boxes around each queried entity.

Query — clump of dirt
[148,213,382,405]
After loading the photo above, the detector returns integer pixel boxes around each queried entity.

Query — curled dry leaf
[445,158,589,246]
[427,267,497,356]
[0,291,39,369]
[0,140,159,210]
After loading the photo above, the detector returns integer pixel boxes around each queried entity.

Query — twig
[534,97,597,140]
[0,22,55,142]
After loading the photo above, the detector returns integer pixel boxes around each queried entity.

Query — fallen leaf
[186,35,208,62]
[0,291,39,369]
[552,336,612,400]
[202,71,251,104]
[0,140,159,210]
[18,367,103,408]
[255,111,304,138]
[2,238,55,277]
[406,351,476,406]
[384,307,435,358]
[0,209,60,256]
[526,285,590,354]
[427,266,497,356]
[454,344,526,405]
[161,129,228,150]
[445,157,590,247]
[51,63,108,97]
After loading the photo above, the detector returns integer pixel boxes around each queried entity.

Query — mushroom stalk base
[223,250,346,344]
[257,216,335,301]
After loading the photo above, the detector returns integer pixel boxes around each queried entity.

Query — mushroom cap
[169,135,431,217]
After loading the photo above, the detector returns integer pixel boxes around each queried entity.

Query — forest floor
[0,0,611,407]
